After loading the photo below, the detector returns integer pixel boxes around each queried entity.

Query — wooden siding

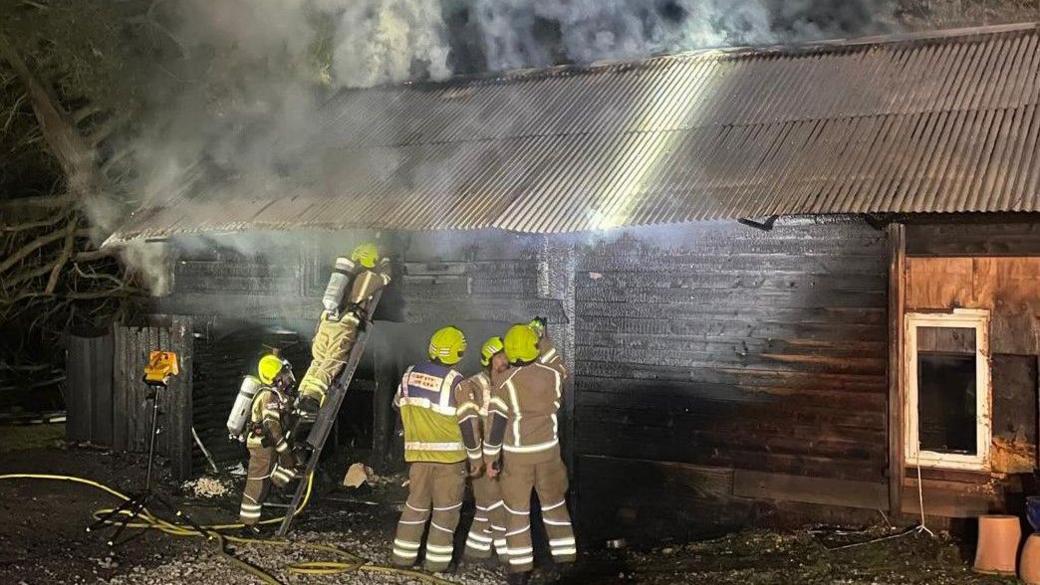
[572,221,889,535]
[112,318,193,480]
[906,219,1040,257]
[65,332,114,446]
[904,254,1040,500]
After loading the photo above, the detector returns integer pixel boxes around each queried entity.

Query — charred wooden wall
[150,222,896,532]
[572,220,890,538]
[154,231,559,473]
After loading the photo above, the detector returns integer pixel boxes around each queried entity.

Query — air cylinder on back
[321,257,354,315]
[227,375,262,441]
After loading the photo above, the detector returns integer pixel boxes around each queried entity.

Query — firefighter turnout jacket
[391,361,482,572]
[485,338,566,463]
[393,361,481,463]
[298,257,391,406]
[240,386,297,525]
[484,337,576,573]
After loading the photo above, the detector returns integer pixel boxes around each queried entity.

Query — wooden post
[538,238,578,499]
[371,332,397,473]
[168,316,193,481]
[887,223,907,516]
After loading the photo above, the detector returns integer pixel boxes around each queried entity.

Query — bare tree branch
[0,33,100,200]
[2,92,26,137]
[2,259,59,290]
[0,194,74,211]
[0,225,88,275]
[71,104,102,125]
[0,214,66,233]
[72,248,115,263]
[44,221,77,293]
[88,114,127,147]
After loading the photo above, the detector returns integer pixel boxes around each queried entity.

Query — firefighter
[484,320,575,584]
[239,354,299,535]
[297,243,391,422]
[459,336,510,564]
[391,326,484,573]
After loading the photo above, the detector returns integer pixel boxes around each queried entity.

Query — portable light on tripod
[88,351,207,547]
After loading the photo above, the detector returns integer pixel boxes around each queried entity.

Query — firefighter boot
[506,571,531,585]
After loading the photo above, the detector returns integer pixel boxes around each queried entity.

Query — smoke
[108,0,896,298]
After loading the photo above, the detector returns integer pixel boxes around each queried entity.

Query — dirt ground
[0,427,1028,585]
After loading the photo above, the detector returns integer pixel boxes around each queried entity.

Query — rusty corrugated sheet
[108,23,1040,243]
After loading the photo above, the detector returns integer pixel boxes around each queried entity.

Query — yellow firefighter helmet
[480,336,505,367]
[350,243,380,269]
[504,324,540,365]
[428,326,467,365]
[257,354,288,385]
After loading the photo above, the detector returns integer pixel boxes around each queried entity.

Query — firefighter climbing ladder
[277,290,383,537]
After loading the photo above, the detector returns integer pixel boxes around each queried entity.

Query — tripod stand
[88,380,208,547]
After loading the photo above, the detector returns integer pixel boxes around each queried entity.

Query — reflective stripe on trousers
[465,474,507,561]
[499,454,576,573]
[390,461,466,571]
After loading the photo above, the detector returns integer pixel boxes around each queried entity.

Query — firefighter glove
[528,316,547,338]
[297,396,320,423]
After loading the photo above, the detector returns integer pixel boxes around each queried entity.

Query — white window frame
[904,309,991,471]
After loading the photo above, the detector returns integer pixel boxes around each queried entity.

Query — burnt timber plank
[573,221,889,498]
[906,222,1040,257]
[733,470,888,510]
[887,223,906,515]
[579,455,734,498]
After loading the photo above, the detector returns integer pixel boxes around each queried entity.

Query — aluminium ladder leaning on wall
[277,290,383,536]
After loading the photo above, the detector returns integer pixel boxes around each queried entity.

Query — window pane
[917,326,977,455]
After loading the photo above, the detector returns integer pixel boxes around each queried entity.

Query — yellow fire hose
[0,473,453,585]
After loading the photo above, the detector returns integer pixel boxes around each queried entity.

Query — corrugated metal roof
[109,23,1040,243]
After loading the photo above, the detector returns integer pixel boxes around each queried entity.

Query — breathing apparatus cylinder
[227,375,262,441]
[322,257,354,316]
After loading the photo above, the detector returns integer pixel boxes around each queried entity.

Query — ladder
[277,290,382,536]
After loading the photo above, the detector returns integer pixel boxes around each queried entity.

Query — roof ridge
[382,21,1040,91]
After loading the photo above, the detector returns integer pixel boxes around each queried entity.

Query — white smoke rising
[111,0,895,296]
[322,0,453,88]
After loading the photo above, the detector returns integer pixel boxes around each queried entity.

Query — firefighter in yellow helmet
[458,336,510,564]
[297,243,391,422]
[484,319,574,584]
[390,326,483,573]
[239,354,298,536]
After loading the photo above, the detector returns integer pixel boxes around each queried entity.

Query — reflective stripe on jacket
[485,338,567,461]
[395,361,473,463]
[246,387,290,450]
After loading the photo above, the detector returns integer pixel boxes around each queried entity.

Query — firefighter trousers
[299,314,359,404]
[500,452,576,573]
[465,473,508,562]
[391,461,466,572]
[240,447,275,525]
[240,446,296,525]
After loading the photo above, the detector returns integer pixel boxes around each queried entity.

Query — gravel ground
[0,435,1029,585]
[106,529,504,585]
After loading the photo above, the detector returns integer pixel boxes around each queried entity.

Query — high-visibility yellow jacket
[394,361,481,464]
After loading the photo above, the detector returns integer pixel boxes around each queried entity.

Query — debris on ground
[342,462,370,488]
[181,475,232,499]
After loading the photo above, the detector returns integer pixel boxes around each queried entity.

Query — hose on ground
[0,473,452,585]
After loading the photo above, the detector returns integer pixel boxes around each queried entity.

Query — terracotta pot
[1021,533,1040,584]
[974,515,1021,575]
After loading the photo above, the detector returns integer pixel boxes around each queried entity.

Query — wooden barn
[93,23,1040,539]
